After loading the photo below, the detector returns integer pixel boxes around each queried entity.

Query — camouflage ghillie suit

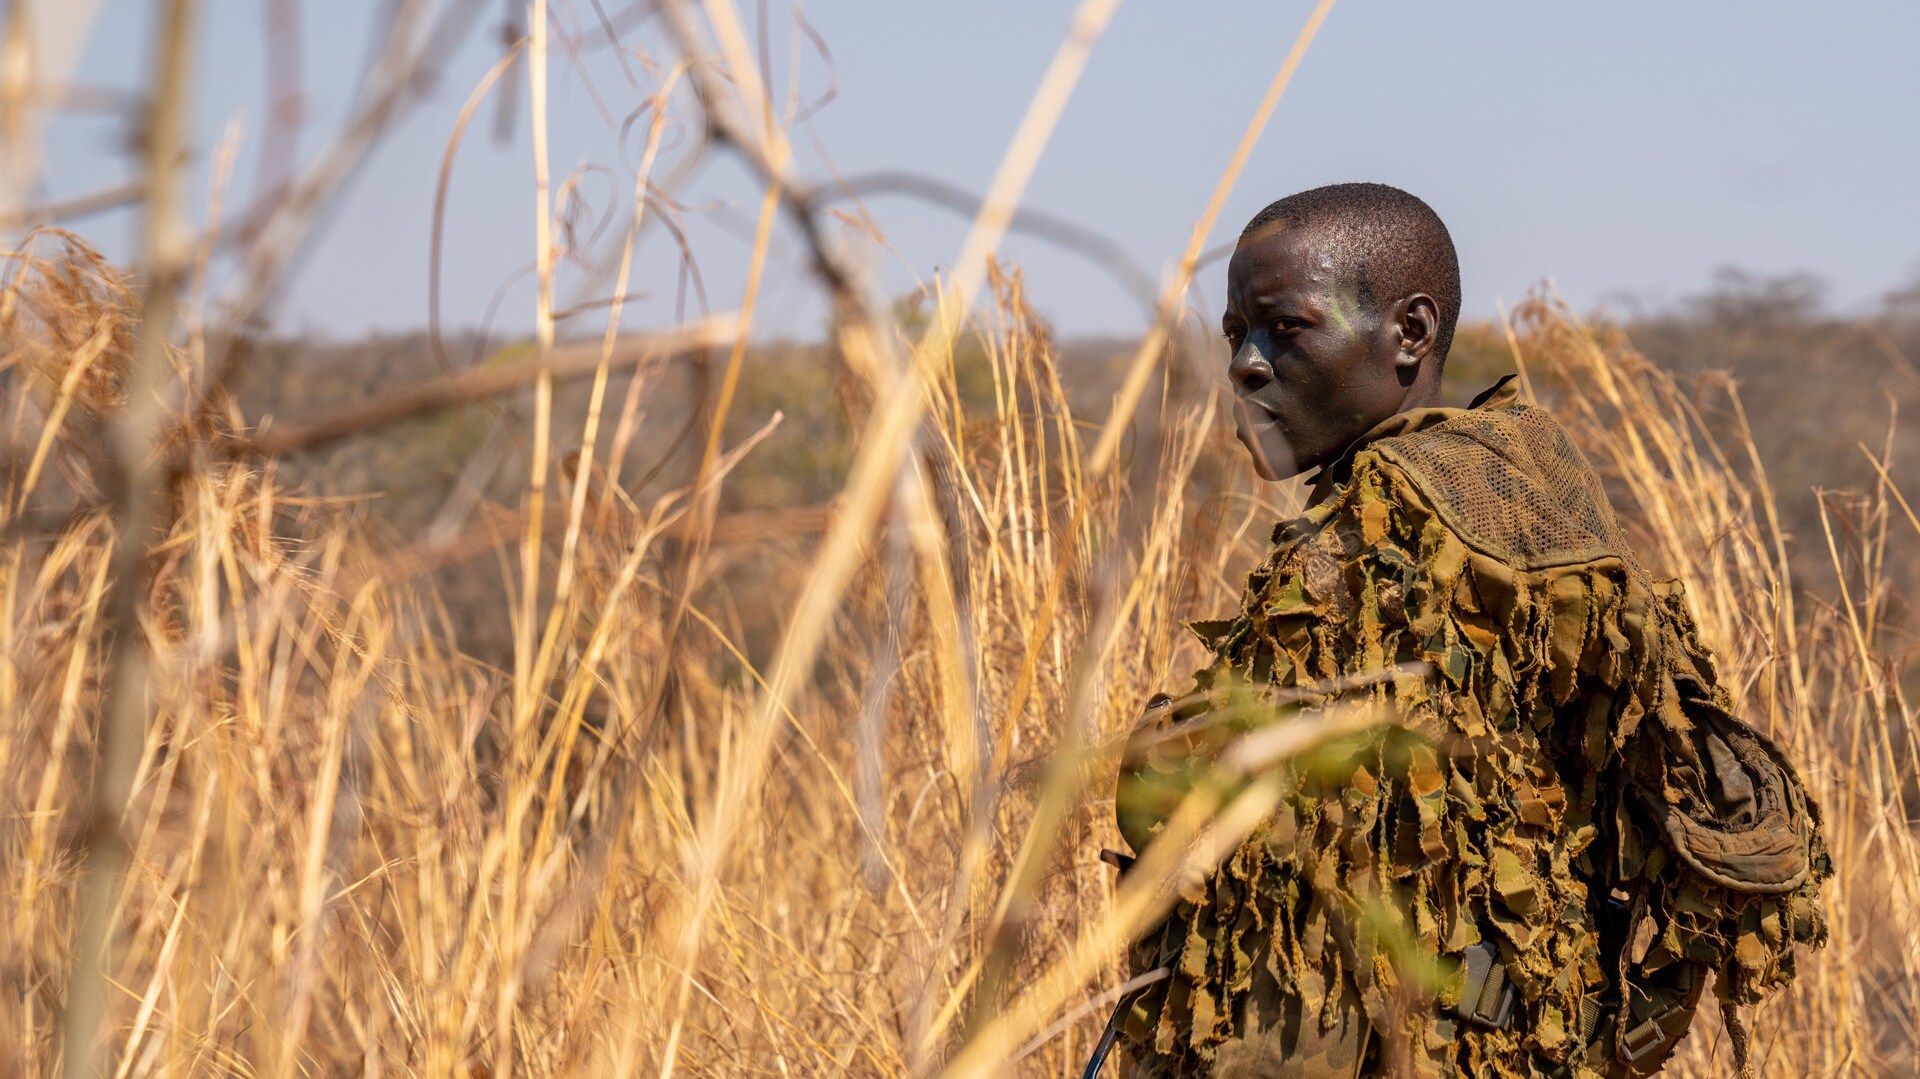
[1115,378,1830,1078]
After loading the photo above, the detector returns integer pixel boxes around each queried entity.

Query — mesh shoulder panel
[1366,402,1640,572]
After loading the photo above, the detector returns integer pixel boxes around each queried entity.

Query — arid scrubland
[5,225,1918,1076]
[4,1,1920,1076]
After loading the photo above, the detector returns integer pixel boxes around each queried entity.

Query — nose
[1229,344,1274,395]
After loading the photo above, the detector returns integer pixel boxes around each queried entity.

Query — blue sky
[28,1,1920,341]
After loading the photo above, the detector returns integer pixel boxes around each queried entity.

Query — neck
[1394,376,1444,414]
[1397,359,1443,412]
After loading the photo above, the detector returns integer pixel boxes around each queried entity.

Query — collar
[1304,374,1521,505]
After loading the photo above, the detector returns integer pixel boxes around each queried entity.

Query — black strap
[1080,967,1170,1078]
[1081,1024,1123,1079]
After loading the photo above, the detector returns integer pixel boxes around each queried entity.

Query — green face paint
[1222,225,1411,478]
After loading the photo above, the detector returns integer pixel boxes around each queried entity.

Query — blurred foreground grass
[3,228,1917,1077]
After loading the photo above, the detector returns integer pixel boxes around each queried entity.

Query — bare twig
[212,0,485,341]
[813,168,1160,317]
[0,179,148,233]
[239,317,737,457]
[431,33,529,375]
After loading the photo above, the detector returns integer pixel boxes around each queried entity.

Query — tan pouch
[1629,691,1816,895]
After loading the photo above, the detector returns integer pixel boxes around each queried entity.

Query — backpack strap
[1548,956,1706,1079]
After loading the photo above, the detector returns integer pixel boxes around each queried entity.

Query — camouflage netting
[1116,381,1831,1078]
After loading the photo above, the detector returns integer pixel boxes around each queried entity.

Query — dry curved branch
[814,168,1160,318]
[239,316,738,457]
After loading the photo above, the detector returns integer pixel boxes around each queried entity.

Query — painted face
[1223,223,1413,479]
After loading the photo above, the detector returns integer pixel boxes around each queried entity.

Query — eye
[1272,316,1306,334]
[1222,320,1247,347]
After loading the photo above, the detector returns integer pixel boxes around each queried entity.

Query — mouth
[1234,396,1280,430]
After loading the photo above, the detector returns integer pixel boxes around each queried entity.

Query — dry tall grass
[2,2,1915,1073]
[3,221,1917,1077]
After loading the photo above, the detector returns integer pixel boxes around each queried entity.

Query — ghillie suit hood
[1115,378,1830,1079]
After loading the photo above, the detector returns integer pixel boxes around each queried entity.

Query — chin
[1233,410,1303,480]
[1237,441,1295,481]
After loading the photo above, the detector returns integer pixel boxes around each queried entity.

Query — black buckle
[1617,961,1701,1065]
[1620,1016,1667,1062]
[1453,940,1518,1029]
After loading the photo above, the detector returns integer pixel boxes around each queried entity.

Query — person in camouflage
[1109,184,1829,1078]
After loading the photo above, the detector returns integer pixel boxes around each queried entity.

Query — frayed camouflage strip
[1117,417,1830,1078]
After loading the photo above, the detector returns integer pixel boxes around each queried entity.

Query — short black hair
[1239,183,1462,360]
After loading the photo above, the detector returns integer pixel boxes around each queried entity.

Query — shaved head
[1223,184,1458,477]
[1239,183,1461,360]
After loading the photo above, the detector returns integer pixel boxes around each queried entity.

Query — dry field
[5,233,1917,1076]
[4,1,1918,1076]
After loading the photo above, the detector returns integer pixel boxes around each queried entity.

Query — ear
[1393,293,1441,368]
